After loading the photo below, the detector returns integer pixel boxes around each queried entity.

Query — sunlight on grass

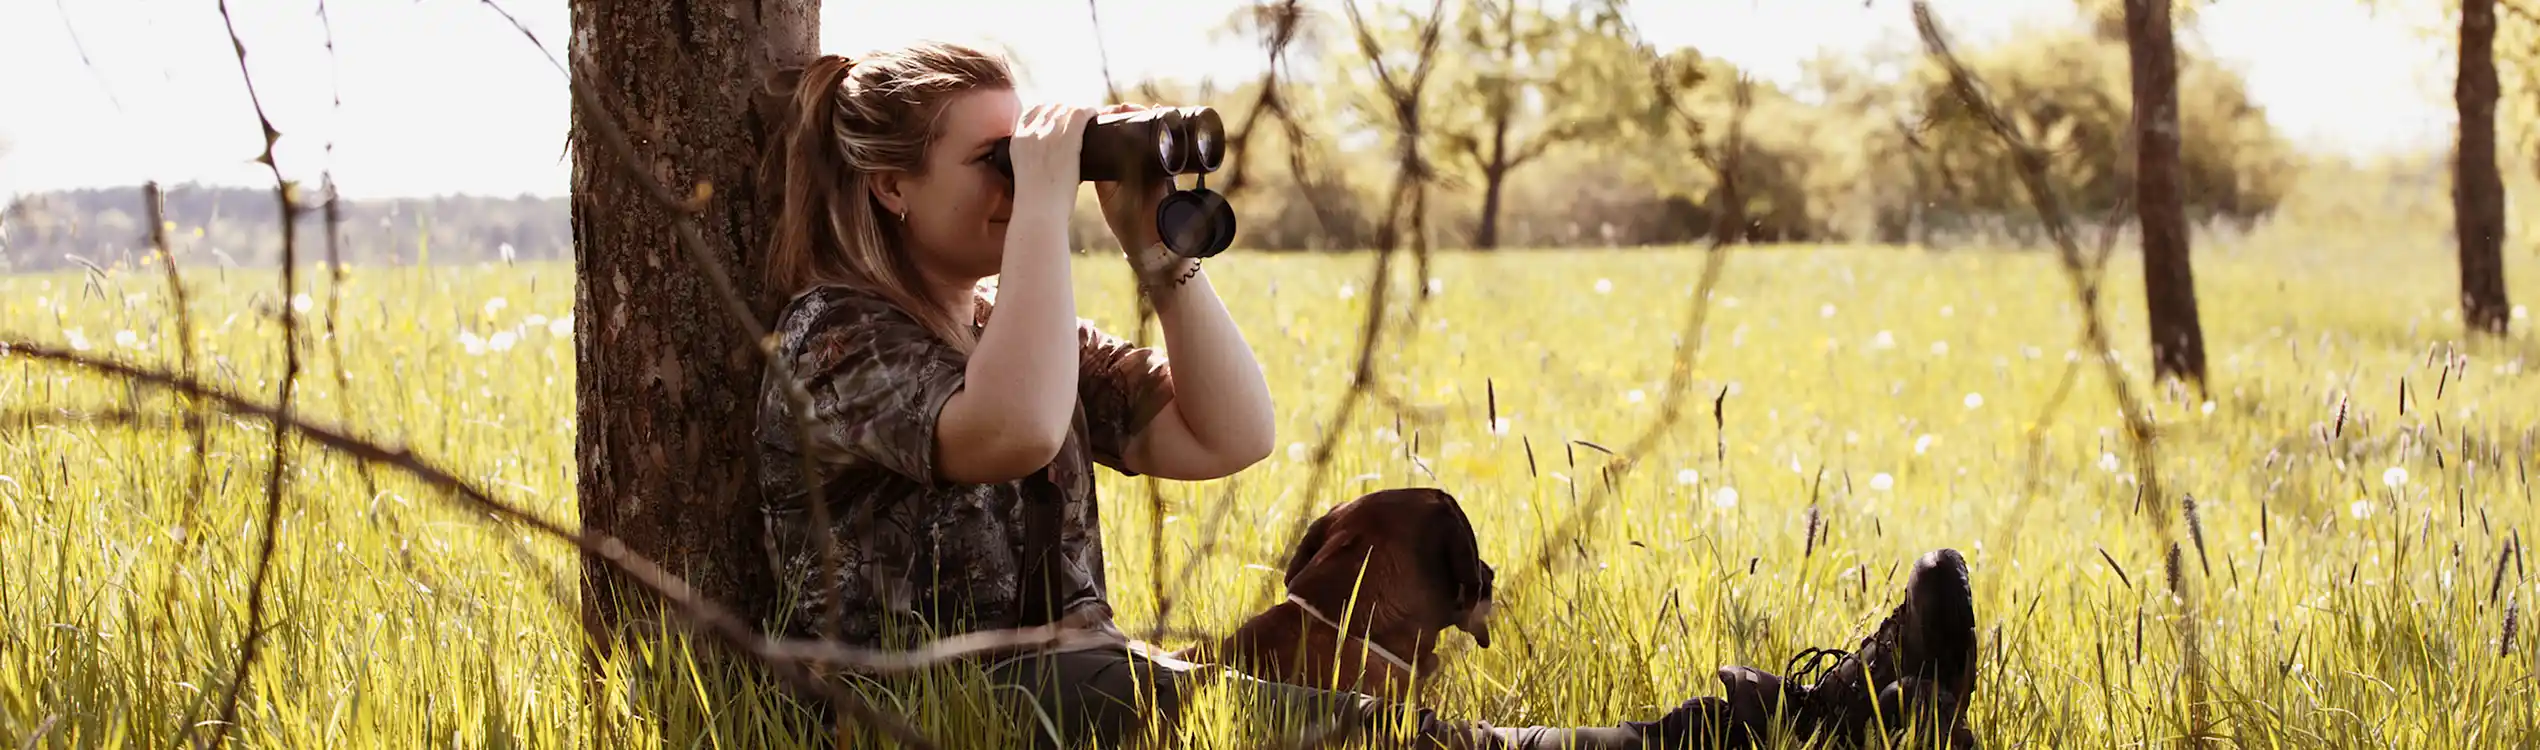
[3,242,2537,748]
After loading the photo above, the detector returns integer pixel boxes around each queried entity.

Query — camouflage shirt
[755,283,1175,650]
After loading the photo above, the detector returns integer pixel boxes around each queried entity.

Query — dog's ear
[1423,490,1495,648]
[1283,511,1338,590]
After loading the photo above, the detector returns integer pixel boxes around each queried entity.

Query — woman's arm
[932,103,1093,485]
[1115,249,1277,480]
[932,198,1081,484]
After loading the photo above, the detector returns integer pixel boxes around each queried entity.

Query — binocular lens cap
[1157,188,1237,259]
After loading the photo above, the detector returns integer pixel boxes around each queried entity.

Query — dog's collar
[1285,594,1416,674]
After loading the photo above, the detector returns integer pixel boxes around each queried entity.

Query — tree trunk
[568,0,818,643]
[1476,164,1507,250]
[2124,0,2208,388]
[2456,0,2512,336]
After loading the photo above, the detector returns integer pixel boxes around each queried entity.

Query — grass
[3,236,2538,748]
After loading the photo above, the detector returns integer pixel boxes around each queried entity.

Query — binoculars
[988,106,1237,259]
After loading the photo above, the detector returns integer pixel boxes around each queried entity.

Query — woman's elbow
[1220,424,1275,472]
[940,430,1064,485]
[935,400,1072,485]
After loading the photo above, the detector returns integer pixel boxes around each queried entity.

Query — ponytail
[760,55,858,314]
[755,44,1017,351]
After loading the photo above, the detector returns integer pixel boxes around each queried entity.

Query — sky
[0,0,2462,202]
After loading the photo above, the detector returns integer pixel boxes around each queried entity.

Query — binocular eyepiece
[987,106,1226,183]
[987,105,1238,260]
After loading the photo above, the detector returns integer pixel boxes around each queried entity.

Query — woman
[750,41,1982,750]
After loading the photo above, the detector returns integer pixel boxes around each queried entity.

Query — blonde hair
[759,42,1015,350]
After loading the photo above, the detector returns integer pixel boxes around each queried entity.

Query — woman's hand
[1007,102,1100,224]
[1090,104,1179,283]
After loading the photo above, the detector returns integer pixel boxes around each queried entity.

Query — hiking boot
[1776,548,1982,746]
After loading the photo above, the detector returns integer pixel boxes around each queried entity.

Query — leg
[984,642,1748,750]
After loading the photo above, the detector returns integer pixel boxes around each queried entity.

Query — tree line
[10,1,2532,282]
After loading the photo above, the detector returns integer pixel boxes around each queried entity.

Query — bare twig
[1263,0,1450,582]
[1087,0,1124,104]
[198,2,305,745]
[0,342,1150,749]
[312,0,378,509]
[143,182,212,549]
[1491,30,1752,603]
[50,0,125,114]
[1144,0,1400,645]
[1995,194,2132,542]
[1910,0,2206,739]
[1216,0,1310,199]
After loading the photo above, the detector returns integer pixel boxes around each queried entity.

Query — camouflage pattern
[756,283,1175,649]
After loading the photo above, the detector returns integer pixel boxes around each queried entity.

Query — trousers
[979,643,1702,750]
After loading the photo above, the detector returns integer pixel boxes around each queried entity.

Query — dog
[1176,487,1496,702]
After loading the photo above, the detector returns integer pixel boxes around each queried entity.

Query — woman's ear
[867,170,907,219]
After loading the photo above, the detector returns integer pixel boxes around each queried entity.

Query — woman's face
[884,87,1023,284]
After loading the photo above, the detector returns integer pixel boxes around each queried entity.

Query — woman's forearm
[938,203,1082,481]
[1147,261,1276,463]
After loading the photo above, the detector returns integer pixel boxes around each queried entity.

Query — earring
[898,206,909,223]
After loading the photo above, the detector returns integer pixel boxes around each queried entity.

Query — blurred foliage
[5,0,2540,272]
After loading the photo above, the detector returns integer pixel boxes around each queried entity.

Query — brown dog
[1178,487,1496,702]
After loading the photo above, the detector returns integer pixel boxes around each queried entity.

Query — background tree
[566,0,818,639]
[2456,0,2512,335]
[2126,0,2210,387]
[1430,0,1622,249]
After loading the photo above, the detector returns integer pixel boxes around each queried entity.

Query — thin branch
[1144,1,1327,643]
[0,342,1159,750]
[199,1,304,745]
[1087,0,1124,103]
[143,182,211,551]
[1273,0,1449,546]
[1911,0,2207,741]
[1215,0,1308,198]
[1489,51,1752,608]
[51,0,125,114]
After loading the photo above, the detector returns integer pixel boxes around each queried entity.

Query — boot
[1775,547,1982,747]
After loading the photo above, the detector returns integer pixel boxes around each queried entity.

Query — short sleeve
[781,293,970,485]
[1078,320,1176,474]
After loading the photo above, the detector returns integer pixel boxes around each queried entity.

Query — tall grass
[4,237,2537,748]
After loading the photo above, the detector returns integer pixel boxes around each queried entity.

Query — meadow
[4,237,2538,749]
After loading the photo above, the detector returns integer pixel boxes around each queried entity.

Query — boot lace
[1785,646,1852,686]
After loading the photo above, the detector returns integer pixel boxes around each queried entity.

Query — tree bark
[569,0,818,642]
[2124,0,2208,388]
[2456,0,2512,336]
[1477,162,1507,250]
